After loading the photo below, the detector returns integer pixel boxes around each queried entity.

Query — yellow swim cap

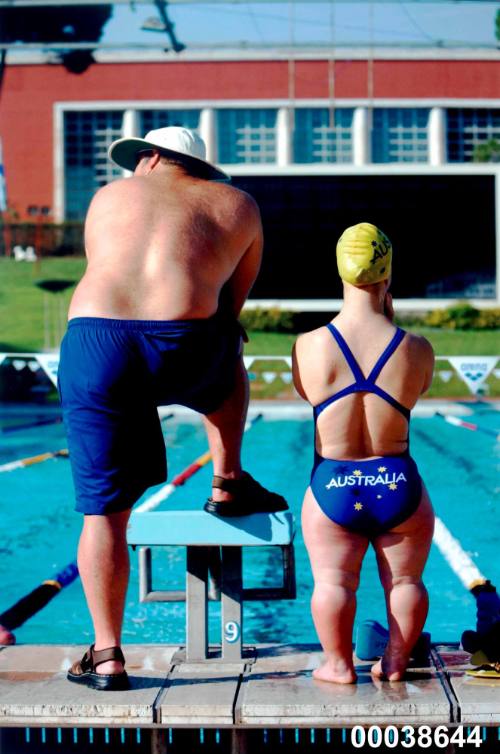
[336,222,392,286]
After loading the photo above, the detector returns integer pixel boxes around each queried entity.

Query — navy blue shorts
[58,314,242,515]
[310,453,422,538]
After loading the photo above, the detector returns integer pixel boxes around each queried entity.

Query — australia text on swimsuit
[325,472,407,489]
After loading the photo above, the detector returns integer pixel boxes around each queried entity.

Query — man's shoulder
[205,181,261,228]
[211,181,258,209]
[90,177,140,204]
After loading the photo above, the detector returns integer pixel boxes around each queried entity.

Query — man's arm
[224,201,264,318]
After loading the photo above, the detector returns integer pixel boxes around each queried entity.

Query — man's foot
[67,645,129,691]
[313,660,357,685]
[204,472,288,517]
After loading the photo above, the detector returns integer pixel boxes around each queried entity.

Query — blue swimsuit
[310,324,422,538]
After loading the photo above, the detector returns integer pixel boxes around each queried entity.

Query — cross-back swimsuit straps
[310,324,422,537]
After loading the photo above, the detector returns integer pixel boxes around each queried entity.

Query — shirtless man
[58,126,286,691]
[293,222,435,683]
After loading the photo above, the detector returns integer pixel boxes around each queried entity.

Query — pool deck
[1,642,499,731]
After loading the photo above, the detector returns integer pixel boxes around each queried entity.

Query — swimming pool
[0,402,498,647]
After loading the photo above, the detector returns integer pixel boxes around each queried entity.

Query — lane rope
[435,411,499,441]
[0,563,79,639]
[433,516,485,591]
[0,449,69,473]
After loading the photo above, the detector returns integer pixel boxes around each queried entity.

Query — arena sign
[448,357,498,396]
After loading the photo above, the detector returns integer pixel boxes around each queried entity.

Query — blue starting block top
[127,510,295,547]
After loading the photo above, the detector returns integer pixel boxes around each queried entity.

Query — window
[140,109,200,133]
[217,109,277,164]
[447,108,500,162]
[372,108,429,163]
[294,108,354,163]
[232,174,496,300]
[64,110,123,220]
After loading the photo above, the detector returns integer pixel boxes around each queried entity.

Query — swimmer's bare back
[293,310,434,460]
[69,166,263,322]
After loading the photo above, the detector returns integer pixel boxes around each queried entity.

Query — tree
[473,139,500,163]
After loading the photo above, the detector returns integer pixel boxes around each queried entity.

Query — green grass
[248,325,500,356]
[0,257,498,399]
[0,257,86,352]
[244,332,297,355]
[400,326,499,356]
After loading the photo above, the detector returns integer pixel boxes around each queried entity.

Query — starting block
[127,510,296,661]
[355,619,431,664]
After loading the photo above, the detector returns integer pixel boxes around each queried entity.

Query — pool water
[0,403,498,647]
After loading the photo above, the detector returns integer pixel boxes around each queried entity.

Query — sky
[101,2,499,50]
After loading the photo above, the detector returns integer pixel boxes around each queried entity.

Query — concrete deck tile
[0,644,179,673]
[434,644,500,724]
[157,661,246,726]
[0,644,180,727]
[237,644,451,726]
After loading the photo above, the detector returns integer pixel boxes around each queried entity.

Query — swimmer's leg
[302,488,369,684]
[202,356,248,504]
[371,484,434,681]
[77,509,132,675]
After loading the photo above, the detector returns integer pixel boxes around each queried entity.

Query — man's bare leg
[77,509,132,675]
[202,356,248,505]
[371,486,434,681]
[302,488,369,684]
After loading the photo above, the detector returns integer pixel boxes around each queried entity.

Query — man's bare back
[69,164,262,321]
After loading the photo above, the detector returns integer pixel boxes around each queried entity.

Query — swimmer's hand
[384,292,394,322]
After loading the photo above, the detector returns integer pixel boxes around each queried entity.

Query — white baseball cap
[108,126,229,181]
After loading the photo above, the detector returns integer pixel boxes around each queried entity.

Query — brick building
[1,46,499,305]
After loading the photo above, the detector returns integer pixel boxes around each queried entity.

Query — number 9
[224,621,240,643]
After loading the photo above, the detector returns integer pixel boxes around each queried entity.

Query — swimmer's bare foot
[313,659,357,684]
[371,651,408,681]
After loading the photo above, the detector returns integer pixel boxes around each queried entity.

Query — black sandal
[204,472,288,517]
[67,645,130,691]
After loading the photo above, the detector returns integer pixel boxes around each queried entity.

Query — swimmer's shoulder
[292,326,336,404]
[294,325,333,361]
[401,329,434,361]
[293,326,336,398]
[399,329,435,392]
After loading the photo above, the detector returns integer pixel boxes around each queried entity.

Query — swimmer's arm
[292,338,308,401]
[419,337,435,394]
[225,209,264,317]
